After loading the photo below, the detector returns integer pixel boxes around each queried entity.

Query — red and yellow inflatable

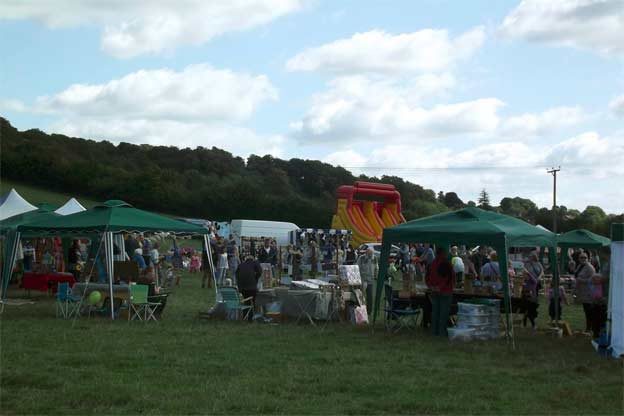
[331,181,406,246]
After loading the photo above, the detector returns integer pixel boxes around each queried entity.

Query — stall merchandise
[21,271,75,293]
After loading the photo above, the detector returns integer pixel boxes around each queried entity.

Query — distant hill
[1,117,621,234]
[0,117,446,227]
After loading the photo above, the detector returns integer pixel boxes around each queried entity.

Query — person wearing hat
[132,248,147,271]
[236,255,262,320]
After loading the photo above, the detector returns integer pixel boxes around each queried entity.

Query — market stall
[558,228,610,272]
[12,200,212,319]
[373,207,559,342]
[1,204,62,298]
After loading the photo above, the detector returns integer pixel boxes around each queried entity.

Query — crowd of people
[376,243,610,339]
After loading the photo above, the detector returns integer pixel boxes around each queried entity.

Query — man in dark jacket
[257,239,278,266]
[236,255,263,309]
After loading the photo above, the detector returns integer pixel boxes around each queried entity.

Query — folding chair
[56,282,81,319]
[129,284,160,321]
[384,284,420,333]
[219,287,253,321]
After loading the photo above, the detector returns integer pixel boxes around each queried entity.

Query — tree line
[1,117,621,235]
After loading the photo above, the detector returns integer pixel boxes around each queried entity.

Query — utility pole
[547,167,561,233]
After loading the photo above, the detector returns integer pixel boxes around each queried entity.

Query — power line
[339,164,595,171]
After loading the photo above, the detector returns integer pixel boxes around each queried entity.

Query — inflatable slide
[331,181,406,246]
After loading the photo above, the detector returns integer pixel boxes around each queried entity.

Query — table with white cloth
[256,287,338,323]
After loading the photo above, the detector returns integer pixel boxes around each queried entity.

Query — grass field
[1,180,100,210]
[1,267,622,415]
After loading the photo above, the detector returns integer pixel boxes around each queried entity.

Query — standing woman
[227,238,240,282]
[574,252,596,334]
[426,247,455,337]
[290,245,303,280]
[309,240,319,276]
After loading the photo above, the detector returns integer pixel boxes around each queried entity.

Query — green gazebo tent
[373,207,559,339]
[1,204,62,300]
[7,200,213,319]
[558,229,611,271]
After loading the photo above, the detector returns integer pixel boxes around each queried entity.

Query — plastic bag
[354,305,369,325]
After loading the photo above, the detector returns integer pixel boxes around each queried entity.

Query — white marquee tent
[0,189,37,221]
[55,198,86,215]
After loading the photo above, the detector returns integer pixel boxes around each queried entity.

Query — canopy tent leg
[1,231,21,304]
[497,239,515,349]
[548,246,560,327]
[104,231,115,320]
[203,234,217,298]
[372,239,392,326]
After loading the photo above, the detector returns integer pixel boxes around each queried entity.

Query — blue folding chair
[384,284,420,333]
[56,282,81,319]
[219,286,253,321]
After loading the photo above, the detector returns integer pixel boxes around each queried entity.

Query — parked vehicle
[356,242,400,259]
[230,219,299,247]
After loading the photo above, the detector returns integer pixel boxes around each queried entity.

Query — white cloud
[323,150,368,174]
[50,118,287,158]
[609,94,624,117]
[322,132,624,212]
[499,0,624,56]
[544,131,624,177]
[0,98,27,112]
[501,106,585,139]
[286,26,485,74]
[0,0,304,58]
[6,63,285,157]
[291,75,502,143]
[33,64,277,122]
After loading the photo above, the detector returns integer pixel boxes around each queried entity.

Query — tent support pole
[1,231,21,304]
[104,231,115,320]
[203,234,217,298]
[498,239,515,349]
[550,246,560,327]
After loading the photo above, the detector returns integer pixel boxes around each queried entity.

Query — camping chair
[56,282,81,319]
[219,286,253,321]
[129,284,161,321]
[384,284,420,333]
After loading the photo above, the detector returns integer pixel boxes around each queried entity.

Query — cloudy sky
[1,0,623,213]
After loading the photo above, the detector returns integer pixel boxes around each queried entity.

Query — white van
[230,219,299,247]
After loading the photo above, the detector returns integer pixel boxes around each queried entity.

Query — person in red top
[426,247,455,336]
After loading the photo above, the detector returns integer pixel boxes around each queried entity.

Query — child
[521,271,539,330]
[547,279,569,322]
[189,251,201,273]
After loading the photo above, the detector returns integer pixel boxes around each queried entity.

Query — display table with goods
[21,271,75,293]
[254,266,365,325]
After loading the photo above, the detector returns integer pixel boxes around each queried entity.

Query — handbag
[354,305,369,325]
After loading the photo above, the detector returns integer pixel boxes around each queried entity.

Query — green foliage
[477,188,492,210]
[0,118,444,226]
[2,117,620,234]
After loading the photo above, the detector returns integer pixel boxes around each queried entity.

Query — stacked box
[452,301,501,341]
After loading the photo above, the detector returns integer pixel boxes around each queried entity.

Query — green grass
[1,271,622,415]
[1,179,100,209]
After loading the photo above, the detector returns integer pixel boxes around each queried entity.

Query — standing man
[426,247,455,337]
[357,248,379,314]
[236,255,262,320]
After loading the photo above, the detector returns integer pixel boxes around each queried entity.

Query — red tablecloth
[21,272,76,293]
